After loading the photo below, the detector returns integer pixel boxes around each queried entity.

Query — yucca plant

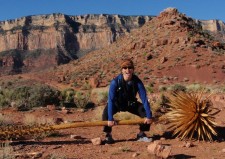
[166,91,220,141]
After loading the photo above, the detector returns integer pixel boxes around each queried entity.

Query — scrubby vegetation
[0,83,60,110]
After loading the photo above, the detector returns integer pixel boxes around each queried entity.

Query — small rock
[185,142,193,148]
[61,108,69,114]
[160,57,168,63]
[182,141,193,148]
[147,141,162,154]
[147,140,171,159]
[70,135,83,139]
[222,148,225,153]
[91,137,102,145]
[33,152,42,158]
[47,105,56,111]
[132,152,140,157]
[160,146,172,159]
[53,145,62,149]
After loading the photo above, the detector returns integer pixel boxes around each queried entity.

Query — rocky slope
[20,8,224,91]
[0,13,152,75]
[0,11,225,76]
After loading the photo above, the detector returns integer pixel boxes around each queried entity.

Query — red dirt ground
[1,93,225,159]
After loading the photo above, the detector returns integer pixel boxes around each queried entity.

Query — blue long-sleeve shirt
[107,74,152,121]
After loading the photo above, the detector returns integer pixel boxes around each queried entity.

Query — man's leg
[128,102,152,142]
[128,102,150,131]
[102,104,119,144]
[102,104,112,133]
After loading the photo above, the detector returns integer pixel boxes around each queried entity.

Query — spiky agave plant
[166,91,220,141]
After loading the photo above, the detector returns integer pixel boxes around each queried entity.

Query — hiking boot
[136,133,153,142]
[104,134,115,144]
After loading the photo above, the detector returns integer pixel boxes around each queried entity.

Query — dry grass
[92,106,140,121]
[0,141,14,159]
[23,114,55,125]
[0,114,14,125]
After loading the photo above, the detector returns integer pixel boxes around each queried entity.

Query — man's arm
[107,80,117,121]
[137,80,152,119]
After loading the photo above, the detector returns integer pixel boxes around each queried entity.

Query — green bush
[60,88,75,107]
[98,91,108,104]
[74,91,91,109]
[0,84,60,110]
[146,84,154,93]
[158,85,167,92]
[169,84,186,92]
[186,83,203,92]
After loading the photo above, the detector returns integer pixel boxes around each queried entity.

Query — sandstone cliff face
[0,12,225,76]
[196,19,225,42]
[0,14,151,52]
[0,13,151,75]
[199,20,225,32]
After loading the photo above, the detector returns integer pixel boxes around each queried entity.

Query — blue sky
[0,0,225,22]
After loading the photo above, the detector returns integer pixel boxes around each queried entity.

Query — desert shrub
[169,84,186,92]
[0,89,14,108]
[114,112,139,120]
[146,84,154,93]
[0,141,14,159]
[221,86,225,93]
[0,84,60,109]
[98,91,108,104]
[60,88,75,107]
[158,85,167,92]
[81,82,91,90]
[74,91,91,109]
[160,94,170,107]
[93,106,104,121]
[186,83,203,92]
[20,85,60,108]
[153,93,170,119]
[0,114,3,125]
[0,114,14,126]
[23,114,55,126]
[23,114,37,126]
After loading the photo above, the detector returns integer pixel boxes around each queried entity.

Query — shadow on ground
[10,138,91,146]
[154,126,225,142]
[169,154,196,159]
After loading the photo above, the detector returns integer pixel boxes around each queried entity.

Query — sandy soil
[0,94,225,159]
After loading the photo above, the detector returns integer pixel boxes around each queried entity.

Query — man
[102,58,153,144]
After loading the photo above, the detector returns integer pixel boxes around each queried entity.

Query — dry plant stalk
[166,91,220,141]
[0,124,54,140]
[0,119,145,140]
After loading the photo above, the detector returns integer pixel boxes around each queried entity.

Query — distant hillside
[0,11,225,76]
[19,8,224,91]
[0,13,152,75]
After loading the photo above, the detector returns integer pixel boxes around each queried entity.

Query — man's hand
[144,118,153,124]
[108,120,117,127]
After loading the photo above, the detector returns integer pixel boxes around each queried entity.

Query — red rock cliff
[0,13,152,75]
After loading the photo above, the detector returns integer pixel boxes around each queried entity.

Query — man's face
[122,66,134,81]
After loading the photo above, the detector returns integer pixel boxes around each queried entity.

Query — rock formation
[0,13,152,75]
[0,11,225,76]
[196,19,225,42]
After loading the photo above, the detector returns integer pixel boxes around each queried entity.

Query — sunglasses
[122,66,133,70]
